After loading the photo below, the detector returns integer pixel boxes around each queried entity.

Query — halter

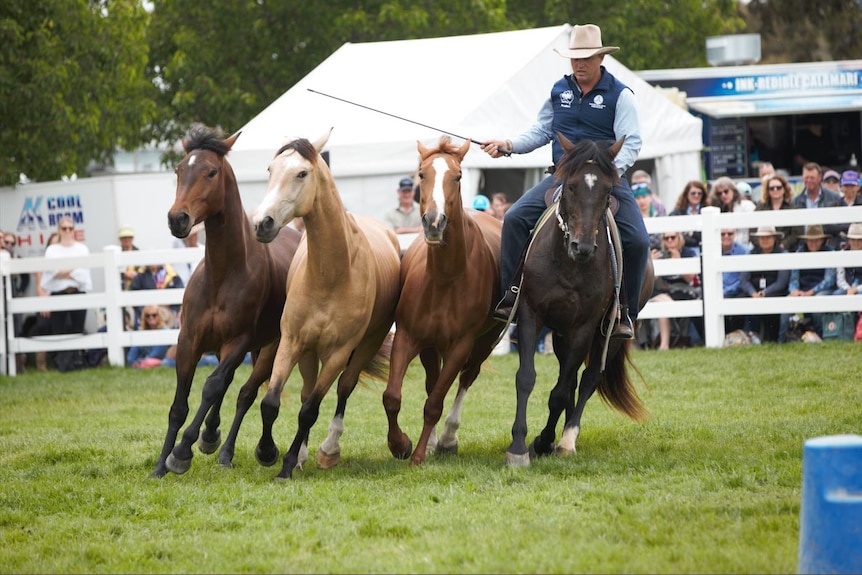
[554,159,602,246]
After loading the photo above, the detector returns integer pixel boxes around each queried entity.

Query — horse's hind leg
[556,340,603,457]
[218,341,278,468]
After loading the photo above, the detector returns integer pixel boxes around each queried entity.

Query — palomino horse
[152,126,301,478]
[506,135,654,467]
[383,136,504,466]
[251,130,401,480]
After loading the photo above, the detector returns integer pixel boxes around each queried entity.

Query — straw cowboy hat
[798,225,830,240]
[840,222,862,239]
[554,24,619,59]
[750,225,784,238]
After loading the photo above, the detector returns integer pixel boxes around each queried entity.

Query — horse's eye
[207,168,218,179]
[418,172,424,180]
[297,170,308,179]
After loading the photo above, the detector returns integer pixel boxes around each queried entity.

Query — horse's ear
[556,131,574,153]
[608,136,626,159]
[455,138,470,161]
[224,131,241,150]
[312,127,333,153]
[417,140,431,160]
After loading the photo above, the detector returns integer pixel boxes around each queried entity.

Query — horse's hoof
[254,445,279,467]
[390,438,413,460]
[529,439,554,458]
[165,452,192,475]
[149,466,167,479]
[506,452,531,467]
[554,445,575,457]
[316,448,340,470]
[218,458,234,469]
[435,441,458,456]
[197,429,222,454]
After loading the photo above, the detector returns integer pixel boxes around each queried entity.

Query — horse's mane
[182,125,231,156]
[555,139,617,184]
[274,138,318,163]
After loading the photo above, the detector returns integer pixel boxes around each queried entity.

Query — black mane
[182,125,231,156]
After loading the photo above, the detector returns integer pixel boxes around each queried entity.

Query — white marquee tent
[229,24,704,218]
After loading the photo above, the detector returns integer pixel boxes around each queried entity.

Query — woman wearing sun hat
[739,226,790,342]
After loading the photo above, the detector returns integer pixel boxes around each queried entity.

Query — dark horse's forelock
[274,138,317,163]
[183,125,231,156]
[555,139,617,186]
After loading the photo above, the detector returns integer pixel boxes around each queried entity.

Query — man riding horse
[481,23,649,339]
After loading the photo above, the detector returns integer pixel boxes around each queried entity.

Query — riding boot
[611,282,634,340]
[493,245,528,323]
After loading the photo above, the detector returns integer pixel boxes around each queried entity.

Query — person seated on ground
[832,222,862,296]
[641,231,700,350]
[780,225,836,342]
[739,226,790,342]
[668,180,709,252]
[129,262,183,328]
[127,305,172,368]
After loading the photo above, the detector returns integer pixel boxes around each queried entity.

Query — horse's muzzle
[254,216,278,243]
[422,212,446,244]
[167,211,192,238]
[568,238,596,261]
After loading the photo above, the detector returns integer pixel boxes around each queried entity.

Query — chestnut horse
[506,135,653,467]
[383,137,504,466]
[152,126,301,478]
[251,130,401,480]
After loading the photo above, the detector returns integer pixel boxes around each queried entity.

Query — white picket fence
[2,205,861,376]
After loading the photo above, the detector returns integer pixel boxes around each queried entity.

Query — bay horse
[152,126,302,478]
[251,129,401,480]
[383,136,504,466]
[506,134,653,467]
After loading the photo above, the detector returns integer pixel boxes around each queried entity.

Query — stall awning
[688,93,862,118]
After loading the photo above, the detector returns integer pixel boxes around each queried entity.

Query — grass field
[1,342,860,573]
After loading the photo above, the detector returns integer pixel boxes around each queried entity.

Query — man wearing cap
[481,23,648,339]
[824,170,862,249]
[821,169,842,194]
[739,226,790,342]
[118,226,144,291]
[382,177,421,234]
[792,163,842,210]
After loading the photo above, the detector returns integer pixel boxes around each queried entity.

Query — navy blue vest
[798,244,833,291]
[550,67,629,165]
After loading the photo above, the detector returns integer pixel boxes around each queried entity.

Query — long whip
[307,88,511,156]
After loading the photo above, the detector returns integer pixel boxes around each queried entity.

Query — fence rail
[2,205,861,375]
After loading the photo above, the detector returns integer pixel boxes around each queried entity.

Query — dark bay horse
[506,135,654,467]
[152,126,302,478]
[251,129,401,480]
[383,137,504,466]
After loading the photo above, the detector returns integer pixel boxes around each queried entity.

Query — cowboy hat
[798,224,830,240]
[554,24,619,59]
[750,225,784,238]
[118,226,135,239]
[840,222,862,239]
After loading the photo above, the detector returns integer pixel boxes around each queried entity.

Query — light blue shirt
[510,90,642,175]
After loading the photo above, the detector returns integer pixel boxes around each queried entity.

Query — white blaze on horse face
[430,156,448,221]
[187,153,197,167]
[255,149,307,226]
[584,173,597,189]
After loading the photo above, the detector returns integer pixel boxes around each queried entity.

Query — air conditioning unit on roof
[706,34,761,66]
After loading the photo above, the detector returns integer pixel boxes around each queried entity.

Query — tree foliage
[745,0,862,62]
[0,0,156,186]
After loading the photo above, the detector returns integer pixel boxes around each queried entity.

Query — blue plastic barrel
[798,434,862,574]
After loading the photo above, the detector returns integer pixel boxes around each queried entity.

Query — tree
[745,0,862,63]
[0,0,156,186]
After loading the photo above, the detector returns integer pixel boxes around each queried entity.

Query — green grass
[1,342,860,573]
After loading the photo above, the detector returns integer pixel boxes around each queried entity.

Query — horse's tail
[596,341,648,422]
[359,330,393,383]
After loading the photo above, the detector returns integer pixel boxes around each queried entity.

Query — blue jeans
[499,174,650,320]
